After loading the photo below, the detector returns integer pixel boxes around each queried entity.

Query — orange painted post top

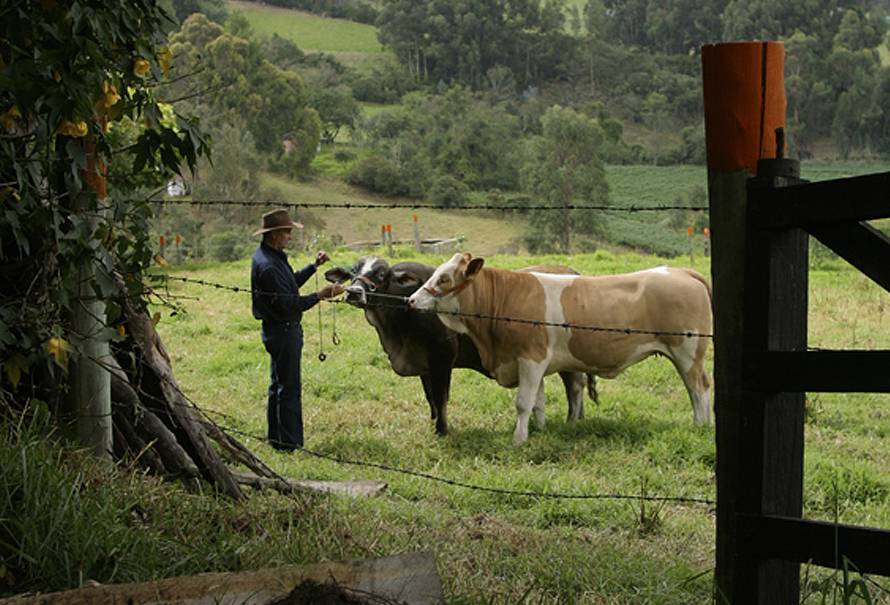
[702,41,786,175]
[175,234,182,245]
[159,235,166,247]
[412,213,418,222]
[704,227,710,237]
[687,226,695,236]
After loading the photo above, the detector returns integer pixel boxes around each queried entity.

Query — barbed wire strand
[83,353,716,507]
[151,273,715,339]
[145,198,709,213]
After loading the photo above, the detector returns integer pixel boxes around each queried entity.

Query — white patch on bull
[530,273,585,374]
[408,254,466,334]
[359,256,380,278]
[438,311,469,335]
[637,265,669,275]
[513,357,550,445]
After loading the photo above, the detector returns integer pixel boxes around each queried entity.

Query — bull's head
[325,256,426,309]
[407,252,484,312]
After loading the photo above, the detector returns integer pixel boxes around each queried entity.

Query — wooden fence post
[413,214,421,252]
[702,41,794,603]
[73,120,112,459]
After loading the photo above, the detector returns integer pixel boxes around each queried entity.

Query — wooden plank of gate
[0,551,442,605]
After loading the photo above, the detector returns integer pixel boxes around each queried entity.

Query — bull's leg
[419,374,438,422]
[587,372,600,405]
[559,372,585,421]
[533,379,546,429]
[427,365,452,436]
[514,360,547,446]
[668,339,713,425]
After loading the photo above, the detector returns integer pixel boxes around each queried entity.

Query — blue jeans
[261,321,303,449]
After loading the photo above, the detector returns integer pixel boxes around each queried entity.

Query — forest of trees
[150,0,890,251]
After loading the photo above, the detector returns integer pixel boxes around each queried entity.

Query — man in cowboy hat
[251,208,344,451]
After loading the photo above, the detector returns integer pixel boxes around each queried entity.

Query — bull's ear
[393,270,421,288]
[324,266,353,284]
[466,257,485,277]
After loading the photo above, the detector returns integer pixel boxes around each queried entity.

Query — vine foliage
[1,0,209,410]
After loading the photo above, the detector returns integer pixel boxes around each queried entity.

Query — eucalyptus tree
[520,106,609,253]
[166,14,321,174]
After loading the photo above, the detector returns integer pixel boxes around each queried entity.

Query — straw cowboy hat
[252,208,304,236]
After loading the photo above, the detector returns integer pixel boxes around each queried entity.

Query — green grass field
[227,0,385,66]
[137,245,890,603]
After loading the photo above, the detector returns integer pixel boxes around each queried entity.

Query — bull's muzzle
[344,283,368,307]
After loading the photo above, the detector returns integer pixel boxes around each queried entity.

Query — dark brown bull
[325,257,596,435]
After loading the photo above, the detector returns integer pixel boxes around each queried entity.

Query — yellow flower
[133,58,150,78]
[57,119,88,137]
[101,80,120,108]
[46,337,69,369]
[157,47,172,77]
[116,325,126,338]
[0,105,21,131]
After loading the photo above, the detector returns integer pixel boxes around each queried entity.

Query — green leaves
[1,0,209,401]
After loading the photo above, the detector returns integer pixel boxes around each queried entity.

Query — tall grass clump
[0,405,353,597]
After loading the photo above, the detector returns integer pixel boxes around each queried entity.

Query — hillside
[260,174,526,256]
[227,0,386,67]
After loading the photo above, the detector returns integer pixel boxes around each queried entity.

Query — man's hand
[315,251,331,267]
[318,282,345,300]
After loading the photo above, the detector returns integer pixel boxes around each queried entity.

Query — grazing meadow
[144,238,890,603]
[7,161,889,602]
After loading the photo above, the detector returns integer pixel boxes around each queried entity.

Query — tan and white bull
[407,253,713,445]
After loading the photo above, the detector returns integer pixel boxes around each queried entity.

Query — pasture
[153,246,890,603]
[226,0,386,67]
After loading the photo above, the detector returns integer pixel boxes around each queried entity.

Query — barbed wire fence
[92,197,719,511]
[85,350,716,509]
[133,268,719,509]
[143,197,709,213]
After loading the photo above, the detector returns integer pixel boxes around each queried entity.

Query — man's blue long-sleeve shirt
[251,243,320,324]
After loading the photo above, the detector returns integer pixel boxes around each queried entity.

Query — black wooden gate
[712,158,890,603]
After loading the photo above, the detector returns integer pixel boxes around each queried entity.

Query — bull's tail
[681,268,712,303]
[587,373,599,404]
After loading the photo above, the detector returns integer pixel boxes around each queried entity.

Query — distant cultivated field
[227,0,385,66]
[239,161,890,261]
[602,161,889,257]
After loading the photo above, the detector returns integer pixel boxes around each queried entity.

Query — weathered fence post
[72,125,112,458]
[413,214,421,252]
[386,224,394,256]
[703,41,799,603]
